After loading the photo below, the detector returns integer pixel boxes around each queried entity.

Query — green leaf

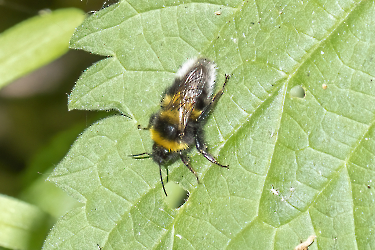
[0,194,50,250]
[0,8,85,88]
[18,125,85,219]
[46,0,375,249]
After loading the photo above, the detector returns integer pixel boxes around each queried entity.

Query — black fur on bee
[132,58,230,196]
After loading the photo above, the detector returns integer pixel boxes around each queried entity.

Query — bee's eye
[164,124,177,139]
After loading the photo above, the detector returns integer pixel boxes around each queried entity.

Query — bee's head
[152,143,175,165]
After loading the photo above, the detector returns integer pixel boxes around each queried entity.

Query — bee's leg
[198,74,230,121]
[137,113,157,130]
[166,166,169,183]
[130,152,151,158]
[195,132,228,168]
[210,73,230,106]
[179,154,200,183]
[137,123,153,130]
[137,125,149,130]
[159,164,168,196]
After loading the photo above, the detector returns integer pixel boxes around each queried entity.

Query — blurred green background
[0,0,114,197]
[0,2,124,248]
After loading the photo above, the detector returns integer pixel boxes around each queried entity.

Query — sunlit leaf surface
[46,0,375,249]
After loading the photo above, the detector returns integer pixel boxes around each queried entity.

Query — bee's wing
[166,67,205,135]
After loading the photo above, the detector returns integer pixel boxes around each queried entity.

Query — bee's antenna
[159,164,168,196]
[131,153,168,196]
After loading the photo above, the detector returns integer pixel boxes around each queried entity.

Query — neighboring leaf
[0,194,50,250]
[46,0,375,249]
[0,8,85,88]
[18,124,85,219]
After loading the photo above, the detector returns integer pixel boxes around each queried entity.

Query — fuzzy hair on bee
[132,58,230,196]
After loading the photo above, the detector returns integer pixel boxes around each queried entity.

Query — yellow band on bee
[191,109,202,120]
[150,129,188,152]
[160,110,180,124]
[161,94,173,107]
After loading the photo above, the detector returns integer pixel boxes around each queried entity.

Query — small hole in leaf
[290,86,305,98]
[165,182,189,209]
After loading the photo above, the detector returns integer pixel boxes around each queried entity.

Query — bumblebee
[132,58,229,196]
